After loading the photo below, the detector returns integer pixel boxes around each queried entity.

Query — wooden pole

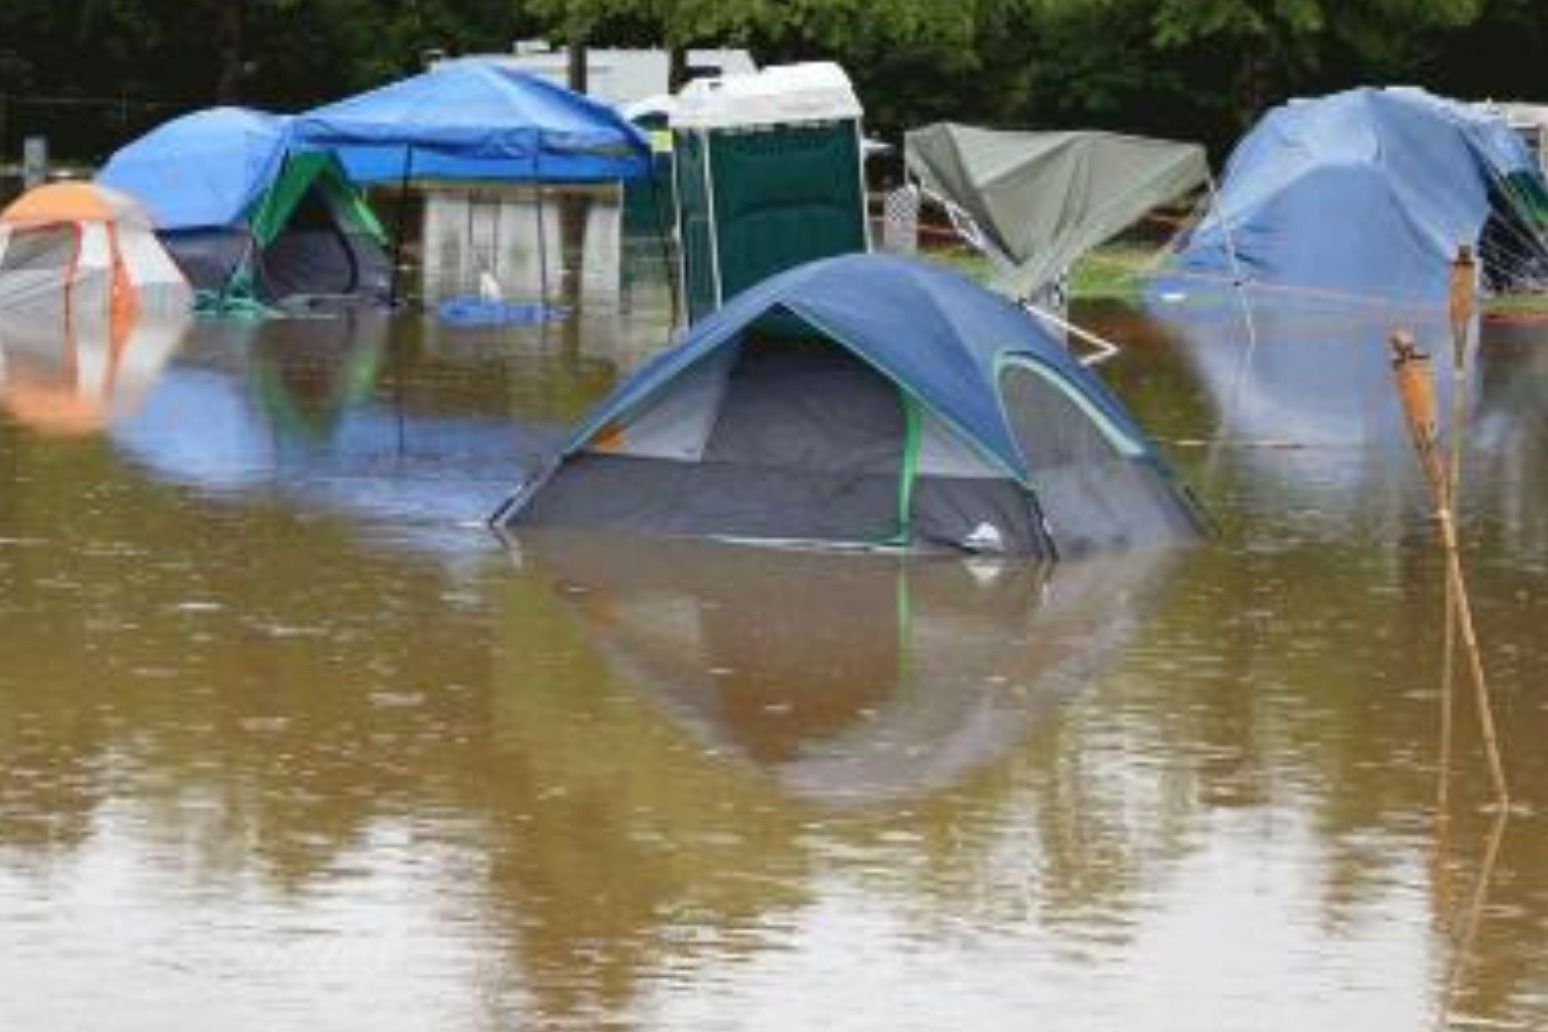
[1439,245,1478,820]
[1438,810,1509,1030]
[1390,332,1509,809]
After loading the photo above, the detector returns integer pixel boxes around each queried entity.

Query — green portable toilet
[671,62,869,323]
[621,96,677,240]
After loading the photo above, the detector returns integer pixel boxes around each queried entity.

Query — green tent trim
[247,150,388,248]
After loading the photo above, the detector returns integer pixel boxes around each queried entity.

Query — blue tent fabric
[565,253,1156,485]
[1167,87,1548,306]
[97,107,290,230]
[292,59,651,184]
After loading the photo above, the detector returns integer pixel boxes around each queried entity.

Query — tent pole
[389,145,414,307]
[1205,172,1261,423]
[1021,301,1121,366]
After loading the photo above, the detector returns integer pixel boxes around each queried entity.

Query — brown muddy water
[3,286,1548,1031]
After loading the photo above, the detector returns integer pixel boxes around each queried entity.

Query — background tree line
[2,0,1546,161]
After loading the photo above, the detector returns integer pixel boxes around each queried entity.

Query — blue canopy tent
[291,59,653,308]
[496,253,1203,558]
[1164,87,1548,308]
[291,59,651,184]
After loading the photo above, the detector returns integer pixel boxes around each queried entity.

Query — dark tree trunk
[668,44,690,93]
[215,0,246,103]
[567,37,587,94]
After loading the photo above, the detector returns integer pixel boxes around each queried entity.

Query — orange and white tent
[0,181,191,334]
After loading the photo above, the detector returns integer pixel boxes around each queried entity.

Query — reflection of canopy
[1167,87,1548,305]
[293,59,652,184]
[0,311,189,437]
[904,123,1208,298]
[523,531,1177,809]
[111,318,563,551]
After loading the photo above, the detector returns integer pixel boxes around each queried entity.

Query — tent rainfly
[904,124,1209,302]
[98,108,391,304]
[1166,87,1548,305]
[291,59,652,184]
[494,253,1203,558]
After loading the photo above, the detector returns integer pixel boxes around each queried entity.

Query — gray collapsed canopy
[904,123,1209,298]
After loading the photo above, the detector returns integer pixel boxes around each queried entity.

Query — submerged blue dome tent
[1166,87,1548,306]
[98,107,289,230]
[98,108,392,305]
[496,253,1203,557]
[291,59,652,184]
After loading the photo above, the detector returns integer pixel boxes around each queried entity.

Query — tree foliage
[2,0,1546,160]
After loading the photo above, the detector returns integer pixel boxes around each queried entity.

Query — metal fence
[0,93,192,169]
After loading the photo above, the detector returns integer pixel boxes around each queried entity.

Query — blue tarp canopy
[567,253,1154,483]
[1167,87,1548,306]
[97,107,289,230]
[292,59,652,184]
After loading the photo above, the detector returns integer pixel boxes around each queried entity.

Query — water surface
[2,291,1547,1030]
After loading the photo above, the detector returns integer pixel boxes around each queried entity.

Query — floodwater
[4,279,1548,1030]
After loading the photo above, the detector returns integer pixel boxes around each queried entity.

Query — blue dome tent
[98,108,392,306]
[496,253,1203,558]
[1165,87,1548,307]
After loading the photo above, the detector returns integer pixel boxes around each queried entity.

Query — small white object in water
[961,522,1005,554]
[964,558,1005,586]
[1159,291,1187,304]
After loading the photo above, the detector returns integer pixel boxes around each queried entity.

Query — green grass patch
[917,241,1163,301]
[1483,291,1548,318]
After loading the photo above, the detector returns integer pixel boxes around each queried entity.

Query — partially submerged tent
[292,59,652,184]
[904,124,1209,301]
[1167,87,1548,305]
[0,182,191,330]
[98,107,391,303]
[496,253,1202,558]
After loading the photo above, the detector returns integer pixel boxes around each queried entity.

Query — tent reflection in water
[521,532,1178,808]
[496,254,1202,558]
[0,182,191,436]
[0,315,187,437]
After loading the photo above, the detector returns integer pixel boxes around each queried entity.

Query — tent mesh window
[1,226,76,272]
[0,226,82,320]
[1000,360,1197,557]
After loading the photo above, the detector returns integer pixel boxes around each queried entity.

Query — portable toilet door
[670,62,870,323]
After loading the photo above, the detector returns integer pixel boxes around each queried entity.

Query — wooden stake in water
[1439,245,1478,819]
[1389,332,1508,809]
